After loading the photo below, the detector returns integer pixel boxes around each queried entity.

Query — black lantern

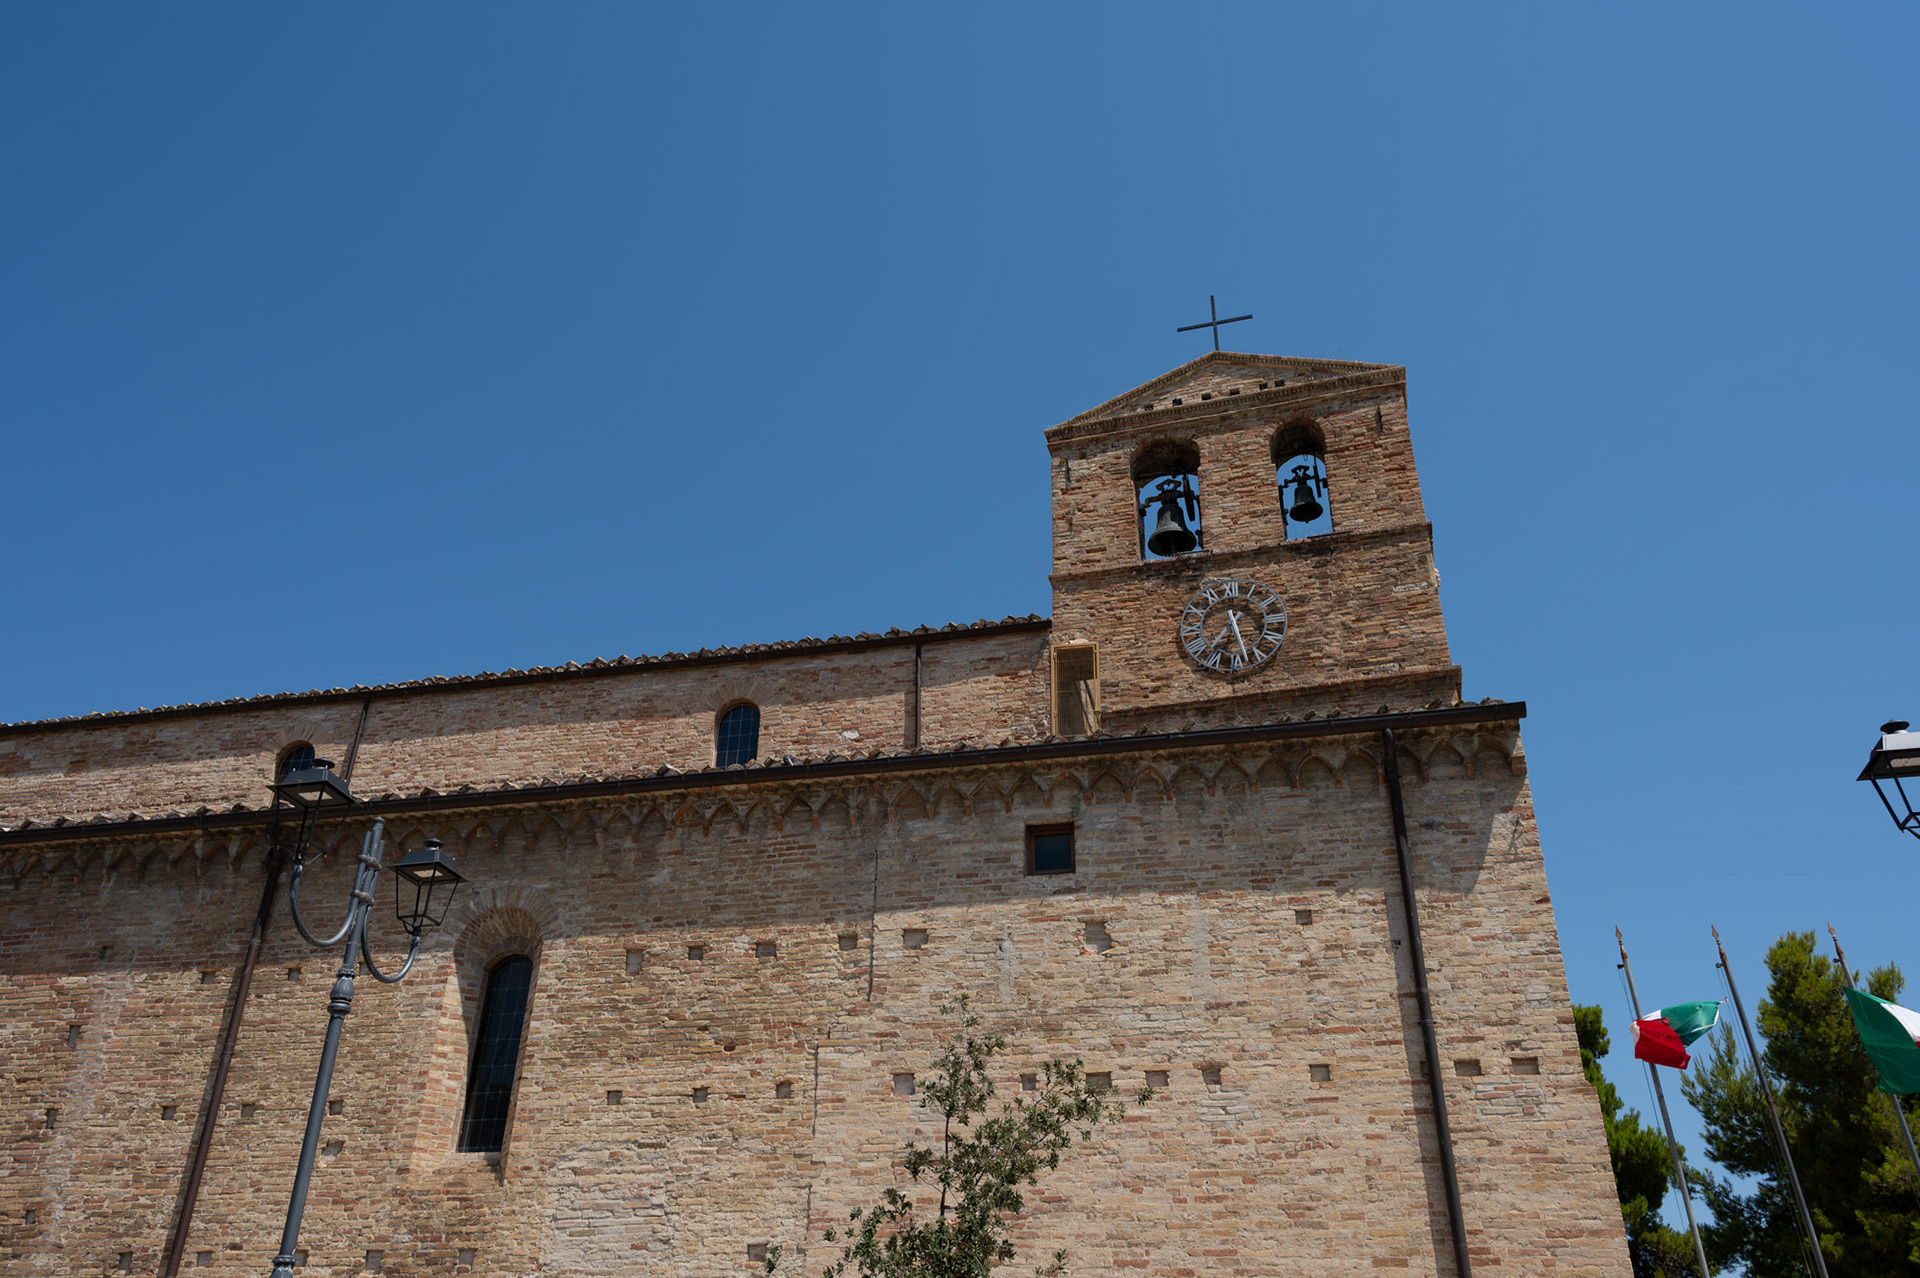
[393,838,464,935]
[271,758,355,811]
[1858,720,1920,840]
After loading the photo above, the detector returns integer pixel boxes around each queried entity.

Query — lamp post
[264,761,464,1278]
[1857,720,1920,840]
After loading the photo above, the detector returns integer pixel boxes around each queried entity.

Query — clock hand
[1228,610,1250,658]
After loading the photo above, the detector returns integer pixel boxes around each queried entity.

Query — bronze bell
[1146,499,1198,556]
[1287,470,1324,524]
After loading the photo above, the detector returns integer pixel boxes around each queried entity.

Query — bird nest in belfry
[1130,436,1200,486]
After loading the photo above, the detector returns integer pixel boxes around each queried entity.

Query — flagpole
[1713,927,1829,1278]
[1617,928,1713,1278]
[1827,924,1920,1183]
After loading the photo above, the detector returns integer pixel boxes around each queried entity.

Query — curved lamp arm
[286,862,359,950]
[359,916,423,985]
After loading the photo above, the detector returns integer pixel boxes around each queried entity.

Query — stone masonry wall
[0,726,1629,1278]
[0,631,1053,829]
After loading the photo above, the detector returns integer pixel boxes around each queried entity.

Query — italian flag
[1631,1001,1721,1069]
[1844,988,1920,1096]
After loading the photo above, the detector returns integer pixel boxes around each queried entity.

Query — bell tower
[1044,351,1462,735]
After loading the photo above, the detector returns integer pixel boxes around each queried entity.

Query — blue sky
[4,4,1917,1217]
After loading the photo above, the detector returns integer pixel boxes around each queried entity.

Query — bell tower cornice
[1045,351,1405,450]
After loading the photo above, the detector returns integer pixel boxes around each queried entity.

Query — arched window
[716,703,761,768]
[457,956,534,1153]
[1133,438,1203,561]
[1271,419,1332,539]
[276,743,316,780]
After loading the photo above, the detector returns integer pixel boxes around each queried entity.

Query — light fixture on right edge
[1858,720,1920,839]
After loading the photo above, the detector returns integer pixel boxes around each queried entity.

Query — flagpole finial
[1711,924,1720,942]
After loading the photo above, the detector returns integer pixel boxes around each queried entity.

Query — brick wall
[0,727,1629,1277]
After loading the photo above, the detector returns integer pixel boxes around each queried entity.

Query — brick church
[0,352,1629,1277]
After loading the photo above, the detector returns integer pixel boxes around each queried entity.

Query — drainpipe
[163,699,372,1276]
[911,642,924,750]
[1381,727,1472,1278]
[162,834,285,1278]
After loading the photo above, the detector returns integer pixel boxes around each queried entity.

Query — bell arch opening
[1271,419,1331,539]
[1132,437,1203,560]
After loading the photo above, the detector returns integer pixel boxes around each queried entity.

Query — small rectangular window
[1144,1070,1169,1088]
[1309,1064,1332,1083]
[755,941,777,959]
[1454,1059,1483,1078]
[1027,824,1075,876]
[902,929,928,951]
[1050,645,1100,736]
[625,949,644,975]
[893,1073,916,1096]
[1020,1073,1038,1091]
[687,945,705,961]
[1294,908,1314,925]
[1512,1057,1540,1075]
[1086,1072,1112,1092]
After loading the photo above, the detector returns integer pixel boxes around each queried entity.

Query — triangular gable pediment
[1059,351,1400,429]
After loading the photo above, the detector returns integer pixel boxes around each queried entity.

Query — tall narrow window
[1132,439,1203,560]
[716,703,760,768]
[458,956,533,1153]
[276,743,316,780]
[1051,645,1100,737]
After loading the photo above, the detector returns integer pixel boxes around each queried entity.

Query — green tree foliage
[1681,931,1920,1277]
[1575,1003,1700,1275]
[812,997,1148,1278]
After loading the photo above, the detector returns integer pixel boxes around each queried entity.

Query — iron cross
[1176,295,1252,351]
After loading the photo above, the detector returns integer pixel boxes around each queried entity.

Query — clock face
[1179,578,1287,676]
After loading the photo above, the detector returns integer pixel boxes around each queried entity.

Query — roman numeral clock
[1179,578,1287,676]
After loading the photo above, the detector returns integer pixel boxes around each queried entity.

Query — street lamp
[1858,719,1920,840]
[264,764,464,1278]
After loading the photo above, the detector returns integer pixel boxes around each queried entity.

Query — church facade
[0,352,1630,1277]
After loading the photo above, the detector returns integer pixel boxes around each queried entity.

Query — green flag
[1843,987,1920,1096]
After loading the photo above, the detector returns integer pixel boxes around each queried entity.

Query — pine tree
[1574,1004,1699,1275]
[1681,931,1920,1277]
